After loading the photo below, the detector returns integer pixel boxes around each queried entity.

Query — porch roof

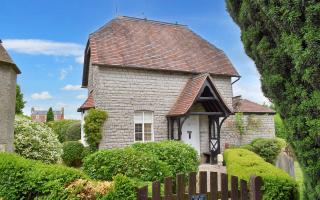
[167,73,232,117]
[77,92,95,112]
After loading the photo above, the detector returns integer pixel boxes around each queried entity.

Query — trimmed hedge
[101,174,137,200]
[132,140,199,176]
[62,141,85,167]
[241,138,286,163]
[0,153,86,199]
[83,147,172,182]
[224,148,298,200]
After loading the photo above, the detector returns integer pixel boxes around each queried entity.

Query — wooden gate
[136,171,262,200]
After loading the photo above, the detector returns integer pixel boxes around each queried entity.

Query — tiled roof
[0,42,21,74]
[78,93,95,112]
[82,16,239,86]
[232,96,275,114]
[168,73,232,116]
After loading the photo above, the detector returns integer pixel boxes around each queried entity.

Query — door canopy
[168,73,232,117]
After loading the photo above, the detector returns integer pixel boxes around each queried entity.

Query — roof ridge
[118,16,187,27]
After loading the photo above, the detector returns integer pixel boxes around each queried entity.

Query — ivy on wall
[84,109,108,151]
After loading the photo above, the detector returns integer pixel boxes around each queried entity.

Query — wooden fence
[136,171,262,200]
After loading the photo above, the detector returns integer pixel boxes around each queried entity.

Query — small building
[78,16,276,163]
[31,107,64,122]
[0,40,21,152]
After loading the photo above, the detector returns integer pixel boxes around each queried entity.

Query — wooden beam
[197,97,215,101]
[189,112,224,116]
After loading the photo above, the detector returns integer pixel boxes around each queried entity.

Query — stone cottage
[78,16,275,163]
[0,41,21,152]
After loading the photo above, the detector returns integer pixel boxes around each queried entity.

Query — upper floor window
[134,111,153,142]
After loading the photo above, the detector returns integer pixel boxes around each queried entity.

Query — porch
[167,74,232,164]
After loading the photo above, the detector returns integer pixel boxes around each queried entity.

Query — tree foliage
[46,107,54,122]
[15,85,25,114]
[84,109,107,151]
[226,1,320,199]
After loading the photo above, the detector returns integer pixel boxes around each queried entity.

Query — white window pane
[144,112,153,123]
[134,112,143,123]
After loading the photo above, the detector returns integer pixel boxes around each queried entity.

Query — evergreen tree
[46,107,54,122]
[226,1,320,199]
[15,85,25,114]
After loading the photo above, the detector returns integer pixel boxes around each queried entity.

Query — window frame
[134,111,154,142]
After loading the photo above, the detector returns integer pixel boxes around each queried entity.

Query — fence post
[210,172,218,200]
[240,179,248,200]
[137,185,148,200]
[231,176,238,200]
[152,181,161,200]
[176,173,185,200]
[199,171,208,194]
[164,177,173,200]
[221,173,228,200]
[250,176,262,200]
[189,172,197,197]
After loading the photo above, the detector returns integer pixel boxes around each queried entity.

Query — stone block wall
[0,65,17,152]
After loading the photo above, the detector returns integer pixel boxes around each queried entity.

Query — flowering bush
[14,115,62,163]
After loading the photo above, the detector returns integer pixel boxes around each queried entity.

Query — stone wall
[0,64,17,152]
[222,114,275,152]
[90,65,234,149]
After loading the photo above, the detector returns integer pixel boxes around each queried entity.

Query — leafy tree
[226,1,320,199]
[46,107,54,122]
[15,85,25,114]
[84,109,107,151]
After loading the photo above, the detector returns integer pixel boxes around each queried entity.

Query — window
[134,111,153,142]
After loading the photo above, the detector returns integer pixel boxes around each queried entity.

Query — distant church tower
[0,40,21,152]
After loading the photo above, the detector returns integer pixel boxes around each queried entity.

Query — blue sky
[1,0,268,119]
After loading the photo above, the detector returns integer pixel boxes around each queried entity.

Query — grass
[294,161,304,200]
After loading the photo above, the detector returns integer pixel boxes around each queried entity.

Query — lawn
[294,161,304,200]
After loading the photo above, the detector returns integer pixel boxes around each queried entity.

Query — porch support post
[170,118,175,140]
[167,117,170,140]
[177,118,182,140]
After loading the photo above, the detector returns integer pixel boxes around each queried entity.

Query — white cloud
[76,94,87,99]
[75,55,84,64]
[59,65,73,80]
[2,39,84,64]
[31,91,52,100]
[62,84,82,91]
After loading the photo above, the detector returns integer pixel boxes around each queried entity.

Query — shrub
[47,119,79,143]
[66,179,112,199]
[0,153,86,199]
[84,109,108,151]
[62,141,85,167]
[249,138,285,163]
[65,122,81,141]
[83,147,171,182]
[14,115,62,163]
[274,114,286,139]
[224,149,298,200]
[132,140,199,176]
[101,174,137,200]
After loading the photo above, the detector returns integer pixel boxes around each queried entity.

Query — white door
[181,115,200,154]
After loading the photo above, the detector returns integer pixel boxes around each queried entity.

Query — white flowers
[14,115,62,163]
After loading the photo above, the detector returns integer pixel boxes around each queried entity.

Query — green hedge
[47,120,80,143]
[101,174,137,200]
[132,140,199,176]
[83,147,172,182]
[65,122,81,141]
[224,149,298,200]
[62,141,85,167]
[0,153,86,199]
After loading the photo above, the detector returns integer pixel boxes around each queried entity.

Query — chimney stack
[31,107,35,114]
